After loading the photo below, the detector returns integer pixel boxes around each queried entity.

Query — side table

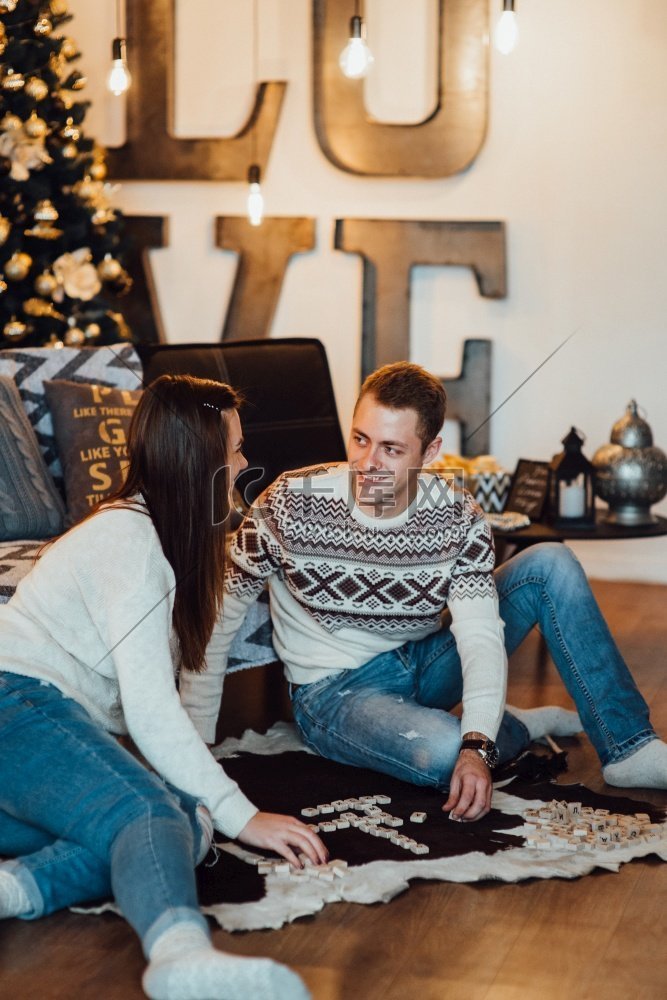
[492,513,667,564]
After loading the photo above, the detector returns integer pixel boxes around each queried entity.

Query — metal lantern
[549,427,596,528]
[592,400,667,526]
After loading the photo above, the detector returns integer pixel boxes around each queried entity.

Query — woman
[0,375,325,1000]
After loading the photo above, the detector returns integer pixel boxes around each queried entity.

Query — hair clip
[202,402,220,412]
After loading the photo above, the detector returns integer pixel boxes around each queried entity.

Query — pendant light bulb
[339,15,373,79]
[107,37,131,96]
[494,2,519,55]
[247,164,264,227]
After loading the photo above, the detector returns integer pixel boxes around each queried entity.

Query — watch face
[461,739,499,768]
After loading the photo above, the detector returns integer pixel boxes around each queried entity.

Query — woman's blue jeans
[0,672,210,956]
[291,543,655,789]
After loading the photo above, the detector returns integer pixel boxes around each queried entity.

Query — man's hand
[238,811,329,868]
[442,750,493,822]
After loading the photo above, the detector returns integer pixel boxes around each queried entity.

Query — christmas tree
[0,0,133,348]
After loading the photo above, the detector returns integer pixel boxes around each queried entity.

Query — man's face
[347,394,440,517]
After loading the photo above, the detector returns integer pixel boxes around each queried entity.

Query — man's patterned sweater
[182,464,507,744]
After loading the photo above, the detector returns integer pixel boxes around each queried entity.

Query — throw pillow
[44,380,142,524]
[0,342,143,487]
[0,376,66,541]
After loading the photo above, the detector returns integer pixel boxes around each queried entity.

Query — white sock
[507,704,583,742]
[0,866,32,919]
[603,739,667,789]
[143,921,310,1000]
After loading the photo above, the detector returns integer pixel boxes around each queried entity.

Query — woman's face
[226,409,248,484]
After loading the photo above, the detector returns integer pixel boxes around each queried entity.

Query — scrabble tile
[318,804,334,814]
[410,812,427,824]
[301,807,319,817]
[374,794,392,804]
[319,822,337,833]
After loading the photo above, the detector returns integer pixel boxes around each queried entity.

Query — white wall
[71,0,667,583]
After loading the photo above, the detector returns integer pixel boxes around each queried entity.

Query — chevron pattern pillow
[0,343,143,491]
[0,376,66,541]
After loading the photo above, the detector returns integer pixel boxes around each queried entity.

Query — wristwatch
[459,738,499,769]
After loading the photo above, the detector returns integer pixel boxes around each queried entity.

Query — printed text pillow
[44,380,141,524]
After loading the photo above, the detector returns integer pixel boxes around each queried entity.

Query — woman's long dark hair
[109,374,242,674]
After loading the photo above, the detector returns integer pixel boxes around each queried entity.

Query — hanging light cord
[250,0,259,167]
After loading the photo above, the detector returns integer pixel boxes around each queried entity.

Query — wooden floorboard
[1,578,666,999]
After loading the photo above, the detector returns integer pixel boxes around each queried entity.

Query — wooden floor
[2,578,666,1000]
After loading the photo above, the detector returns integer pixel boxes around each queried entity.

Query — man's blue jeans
[291,544,655,789]
[0,672,210,956]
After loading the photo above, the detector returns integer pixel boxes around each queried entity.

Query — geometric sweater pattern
[228,463,497,636]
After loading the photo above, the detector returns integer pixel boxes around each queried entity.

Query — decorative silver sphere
[592,400,667,526]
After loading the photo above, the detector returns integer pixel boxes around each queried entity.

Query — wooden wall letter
[334,218,506,454]
[106,0,286,181]
[122,216,169,344]
[313,0,489,177]
[215,218,315,342]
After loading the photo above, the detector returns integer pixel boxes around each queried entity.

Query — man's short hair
[356,362,447,452]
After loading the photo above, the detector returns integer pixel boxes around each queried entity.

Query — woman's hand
[442,750,493,822]
[238,811,329,868]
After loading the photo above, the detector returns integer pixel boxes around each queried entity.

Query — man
[184,363,667,820]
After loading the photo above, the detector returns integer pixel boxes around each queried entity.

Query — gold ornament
[64,325,85,347]
[0,215,10,245]
[49,51,65,76]
[60,37,78,60]
[0,0,18,13]
[61,141,78,159]
[47,333,64,349]
[0,22,7,56]
[50,0,68,15]
[1,113,23,132]
[5,252,32,281]
[61,117,79,141]
[24,112,48,139]
[92,207,116,226]
[35,271,58,297]
[34,17,53,37]
[24,221,63,240]
[70,73,87,91]
[97,254,122,281]
[84,322,101,341]
[2,69,25,92]
[34,199,59,222]
[0,277,7,294]
[108,310,132,341]
[25,76,49,101]
[74,175,98,200]
[3,318,28,342]
[23,297,65,320]
[89,159,107,180]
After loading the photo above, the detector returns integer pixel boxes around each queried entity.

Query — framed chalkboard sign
[505,459,551,520]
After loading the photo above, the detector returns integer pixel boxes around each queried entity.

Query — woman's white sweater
[0,504,257,839]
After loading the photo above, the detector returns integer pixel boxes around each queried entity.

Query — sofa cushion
[0,377,66,541]
[44,380,141,524]
[0,343,143,490]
